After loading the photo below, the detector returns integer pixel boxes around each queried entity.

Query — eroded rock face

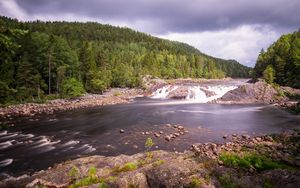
[215,80,288,104]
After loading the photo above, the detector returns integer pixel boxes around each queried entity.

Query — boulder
[166,87,189,99]
[215,80,288,104]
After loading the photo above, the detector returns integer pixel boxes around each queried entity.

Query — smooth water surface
[0,98,299,176]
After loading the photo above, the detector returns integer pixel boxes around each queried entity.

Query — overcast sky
[1,0,299,67]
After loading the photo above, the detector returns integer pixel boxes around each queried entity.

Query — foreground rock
[2,130,300,188]
[0,151,212,188]
[0,88,144,119]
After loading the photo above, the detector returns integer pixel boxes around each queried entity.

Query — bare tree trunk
[56,78,59,97]
[48,49,51,95]
[38,85,40,100]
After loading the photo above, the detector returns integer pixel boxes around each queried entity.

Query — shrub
[263,65,276,84]
[113,162,138,173]
[68,166,80,179]
[90,79,107,94]
[219,152,288,172]
[89,166,97,177]
[61,78,85,98]
[188,177,203,188]
[145,137,154,150]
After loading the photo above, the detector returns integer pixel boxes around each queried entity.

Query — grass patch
[69,166,108,188]
[113,91,122,97]
[219,152,289,172]
[69,176,106,188]
[113,162,138,173]
[152,159,165,167]
[68,166,80,180]
[188,177,204,188]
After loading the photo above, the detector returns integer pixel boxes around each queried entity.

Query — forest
[254,30,300,88]
[0,16,251,104]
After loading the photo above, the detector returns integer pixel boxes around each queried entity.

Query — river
[0,80,299,177]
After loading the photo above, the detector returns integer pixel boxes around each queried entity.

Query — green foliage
[98,182,108,188]
[263,65,276,84]
[152,159,165,167]
[69,167,108,188]
[89,166,97,177]
[90,78,107,94]
[70,176,103,188]
[188,177,204,188]
[218,174,237,188]
[113,162,138,173]
[61,78,85,98]
[145,137,154,150]
[219,152,289,172]
[68,166,80,179]
[254,30,300,88]
[0,81,16,104]
[113,91,121,97]
[0,16,252,104]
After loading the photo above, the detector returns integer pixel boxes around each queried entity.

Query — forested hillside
[0,16,251,104]
[254,30,300,88]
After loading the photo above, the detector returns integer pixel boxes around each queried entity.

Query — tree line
[0,16,251,104]
[254,30,300,88]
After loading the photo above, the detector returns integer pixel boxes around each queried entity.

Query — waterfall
[151,85,237,103]
[151,85,178,99]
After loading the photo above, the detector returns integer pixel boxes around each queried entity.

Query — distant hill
[0,16,251,103]
[254,30,300,88]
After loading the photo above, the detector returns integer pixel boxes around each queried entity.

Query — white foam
[0,159,13,167]
[62,140,80,146]
[83,144,96,153]
[151,85,178,99]
[177,110,214,114]
[0,133,18,140]
[0,140,14,150]
[151,85,237,103]
[30,139,60,149]
[74,144,96,153]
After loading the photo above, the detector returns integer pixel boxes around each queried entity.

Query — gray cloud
[0,0,299,66]
[4,0,298,34]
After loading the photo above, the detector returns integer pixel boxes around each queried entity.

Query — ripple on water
[0,159,13,167]
[0,140,14,150]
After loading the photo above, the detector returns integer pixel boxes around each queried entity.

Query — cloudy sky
[1,0,299,67]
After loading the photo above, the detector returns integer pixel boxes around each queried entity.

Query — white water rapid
[151,85,237,103]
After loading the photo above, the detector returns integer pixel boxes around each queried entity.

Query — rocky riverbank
[214,79,286,104]
[213,79,300,114]
[0,88,144,120]
[1,130,299,188]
